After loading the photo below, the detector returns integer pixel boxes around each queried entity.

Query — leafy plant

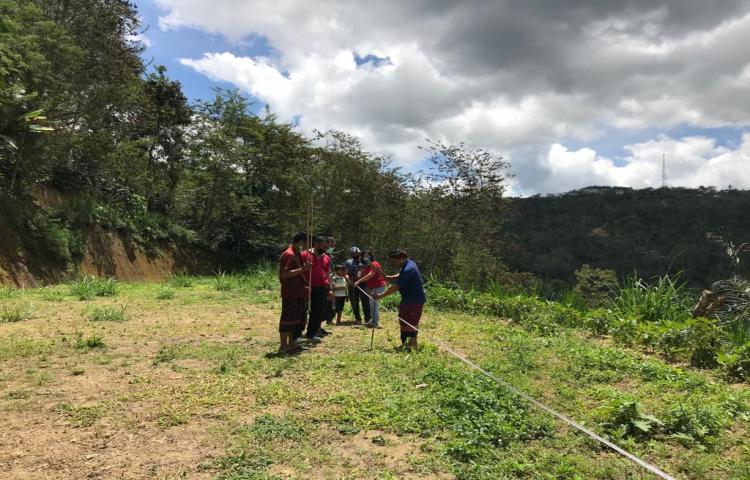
[597,397,663,441]
[168,274,193,288]
[610,273,691,324]
[718,342,750,381]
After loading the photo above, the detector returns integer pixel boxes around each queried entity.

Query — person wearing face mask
[354,250,387,328]
[305,236,334,342]
[345,247,371,325]
[278,232,311,353]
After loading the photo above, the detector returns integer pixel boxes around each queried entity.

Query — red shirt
[310,250,330,287]
[279,246,309,299]
[365,261,387,289]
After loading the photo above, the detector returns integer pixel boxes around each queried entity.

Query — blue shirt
[395,259,426,305]
[345,258,366,282]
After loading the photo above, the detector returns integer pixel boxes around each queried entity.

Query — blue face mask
[326,247,334,254]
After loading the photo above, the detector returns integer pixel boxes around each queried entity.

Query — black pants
[306,287,328,338]
[348,286,371,323]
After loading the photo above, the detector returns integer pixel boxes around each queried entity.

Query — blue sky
[134,1,750,195]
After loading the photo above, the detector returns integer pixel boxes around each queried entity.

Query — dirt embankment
[0,225,226,287]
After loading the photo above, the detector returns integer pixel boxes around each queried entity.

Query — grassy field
[1,273,749,479]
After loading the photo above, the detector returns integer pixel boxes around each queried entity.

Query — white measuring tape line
[355,285,677,480]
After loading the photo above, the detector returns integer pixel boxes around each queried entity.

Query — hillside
[1,273,749,479]
[505,187,750,287]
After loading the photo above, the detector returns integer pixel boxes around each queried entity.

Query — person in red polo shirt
[278,232,311,353]
[305,236,333,342]
[354,250,387,328]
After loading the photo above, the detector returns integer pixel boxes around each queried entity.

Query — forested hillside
[0,0,508,287]
[505,187,750,287]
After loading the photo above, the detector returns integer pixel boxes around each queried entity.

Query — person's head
[334,264,345,276]
[327,236,336,254]
[349,246,361,259]
[313,235,327,251]
[387,249,408,267]
[361,250,374,265]
[291,231,309,251]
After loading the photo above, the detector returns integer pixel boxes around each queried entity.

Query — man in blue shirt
[374,249,426,350]
[344,247,371,325]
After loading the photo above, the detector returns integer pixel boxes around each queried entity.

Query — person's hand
[353,280,360,288]
[302,260,312,273]
[328,290,335,301]
[371,292,381,301]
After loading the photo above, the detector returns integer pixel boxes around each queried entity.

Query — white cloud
[154,0,750,193]
[520,134,750,195]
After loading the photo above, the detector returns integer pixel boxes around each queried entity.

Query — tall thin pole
[662,153,666,188]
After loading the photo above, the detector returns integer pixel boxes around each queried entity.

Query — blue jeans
[369,286,386,326]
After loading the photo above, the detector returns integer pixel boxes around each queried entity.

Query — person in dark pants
[278,232,310,353]
[344,246,370,325]
[305,236,333,342]
[374,249,426,351]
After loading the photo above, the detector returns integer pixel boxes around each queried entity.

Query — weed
[246,414,306,441]
[88,305,127,322]
[74,333,105,350]
[718,342,750,381]
[157,406,189,428]
[153,345,180,365]
[156,286,175,300]
[610,273,691,325]
[70,276,117,301]
[40,287,65,302]
[0,286,18,299]
[57,402,104,427]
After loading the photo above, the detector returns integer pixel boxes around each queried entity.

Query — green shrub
[663,402,727,448]
[40,287,65,302]
[70,276,117,300]
[156,286,175,300]
[688,318,726,369]
[583,308,611,336]
[88,305,127,322]
[718,342,750,381]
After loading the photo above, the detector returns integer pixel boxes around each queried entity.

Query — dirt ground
[0,286,442,479]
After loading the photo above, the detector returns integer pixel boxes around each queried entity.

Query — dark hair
[328,236,336,243]
[388,249,408,259]
[361,250,375,261]
[292,231,309,244]
[313,235,327,244]
[334,264,345,271]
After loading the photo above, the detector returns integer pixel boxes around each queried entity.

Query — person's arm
[386,273,399,282]
[354,271,375,287]
[369,261,386,278]
[373,283,399,300]
[279,254,310,279]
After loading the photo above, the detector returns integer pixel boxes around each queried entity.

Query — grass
[87,305,127,322]
[69,276,117,300]
[1,271,749,479]
[1,304,32,323]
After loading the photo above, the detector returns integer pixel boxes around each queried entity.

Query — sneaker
[309,336,323,343]
[320,328,331,335]
[294,337,306,344]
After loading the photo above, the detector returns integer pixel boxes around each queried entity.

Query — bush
[583,308,611,336]
[663,402,728,447]
[214,272,236,291]
[574,264,616,308]
[688,318,726,369]
[88,305,127,322]
[718,342,750,381]
[70,276,117,300]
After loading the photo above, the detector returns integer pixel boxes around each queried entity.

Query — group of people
[278,232,426,354]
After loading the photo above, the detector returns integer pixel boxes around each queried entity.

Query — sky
[134,0,750,196]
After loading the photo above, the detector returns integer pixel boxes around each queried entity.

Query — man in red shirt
[305,235,333,342]
[278,232,311,353]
